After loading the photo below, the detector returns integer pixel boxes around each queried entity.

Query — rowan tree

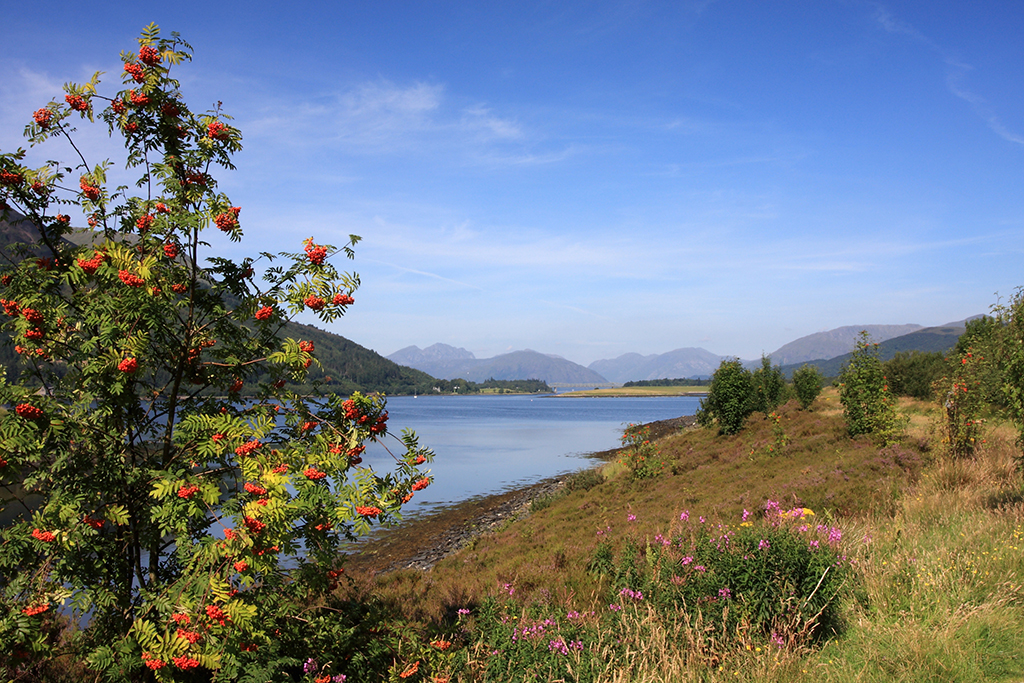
[0,25,432,681]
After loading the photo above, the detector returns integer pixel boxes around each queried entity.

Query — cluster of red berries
[1,299,20,316]
[141,653,166,671]
[369,412,389,436]
[123,121,139,135]
[118,270,145,287]
[77,251,105,275]
[22,604,49,616]
[299,340,315,353]
[414,454,427,465]
[244,482,267,496]
[136,214,154,232]
[175,628,202,644]
[332,293,355,306]
[33,108,52,129]
[304,467,328,480]
[301,421,317,432]
[79,177,101,200]
[207,121,231,140]
[65,94,88,111]
[24,328,44,341]
[160,102,180,118]
[214,207,241,232]
[16,404,44,420]
[171,283,188,294]
[163,243,178,259]
[177,484,200,499]
[233,560,249,572]
[172,655,201,670]
[255,305,274,320]
[411,478,430,491]
[229,378,244,393]
[128,90,149,107]
[81,515,104,529]
[235,440,261,457]
[110,99,126,114]
[271,463,288,474]
[155,202,171,213]
[355,505,382,518]
[304,241,328,265]
[123,62,146,83]
[243,516,266,534]
[53,215,69,227]
[139,45,161,65]
[21,307,44,326]
[31,528,55,542]
[303,295,325,311]
[0,170,23,186]
[118,357,138,374]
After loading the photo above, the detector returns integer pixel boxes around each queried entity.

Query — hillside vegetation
[338,390,1024,682]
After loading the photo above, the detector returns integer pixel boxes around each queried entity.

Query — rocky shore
[344,414,696,574]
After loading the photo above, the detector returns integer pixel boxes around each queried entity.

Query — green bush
[618,423,664,479]
[882,350,947,400]
[752,354,787,414]
[793,364,824,410]
[838,332,906,444]
[696,358,755,435]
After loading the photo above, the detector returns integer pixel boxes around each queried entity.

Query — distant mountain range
[396,320,973,385]
[389,344,608,384]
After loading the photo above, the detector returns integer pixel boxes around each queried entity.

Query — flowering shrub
[935,349,986,459]
[0,24,433,681]
[618,423,663,479]
[589,502,851,644]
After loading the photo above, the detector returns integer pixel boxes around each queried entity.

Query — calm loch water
[363,394,702,517]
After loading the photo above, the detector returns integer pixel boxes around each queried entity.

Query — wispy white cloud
[870,3,1024,148]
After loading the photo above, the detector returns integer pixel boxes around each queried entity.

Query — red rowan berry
[54,215,69,226]
[22,604,49,616]
[235,440,261,457]
[304,295,325,311]
[110,99,126,114]
[233,560,249,572]
[65,94,88,111]
[123,122,139,135]
[136,214,154,232]
[214,207,240,232]
[160,102,180,118]
[128,90,149,107]
[243,516,266,534]
[118,270,145,287]
[0,170,23,186]
[207,121,230,140]
[22,307,44,326]
[31,528,56,542]
[123,62,145,83]
[229,378,243,393]
[304,467,328,480]
[139,45,161,66]
[24,328,44,340]
[16,404,44,420]
[244,482,267,496]
[355,505,382,518]
[163,243,178,258]
[177,484,199,499]
[78,176,99,200]
[411,478,430,491]
[255,305,274,320]
[155,202,170,213]
[171,283,188,294]
[118,357,138,374]
[298,340,314,353]
[332,293,354,306]
[33,108,52,129]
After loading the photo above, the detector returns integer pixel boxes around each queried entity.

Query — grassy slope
[347,389,1024,681]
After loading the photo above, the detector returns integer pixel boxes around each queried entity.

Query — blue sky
[2,1,1021,365]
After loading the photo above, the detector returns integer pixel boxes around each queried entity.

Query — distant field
[557,386,707,397]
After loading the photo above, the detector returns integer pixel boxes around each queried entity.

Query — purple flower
[457,608,470,616]
[680,510,689,522]
[718,587,731,599]
[742,508,750,522]
[304,658,318,674]
[333,676,347,683]
[609,603,622,611]
[627,513,636,522]
[758,539,770,550]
